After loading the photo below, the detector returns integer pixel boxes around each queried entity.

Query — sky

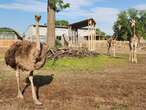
[0,0,146,35]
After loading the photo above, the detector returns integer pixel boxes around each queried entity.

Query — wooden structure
[68,18,96,51]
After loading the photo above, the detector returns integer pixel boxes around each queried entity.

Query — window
[56,36,61,40]
[84,36,88,40]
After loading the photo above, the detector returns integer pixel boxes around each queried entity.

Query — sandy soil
[0,54,146,110]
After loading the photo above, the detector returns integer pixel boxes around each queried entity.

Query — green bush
[55,39,62,48]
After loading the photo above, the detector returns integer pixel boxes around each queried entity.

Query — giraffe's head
[130,19,136,28]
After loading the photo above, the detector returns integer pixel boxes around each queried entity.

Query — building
[25,18,97,51]
[0,28,22,47]
[25,25,90,42]
[25,25,69,43]
[24,25,92,48]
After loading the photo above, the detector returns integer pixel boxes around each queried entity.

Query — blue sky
[0,0,146,35]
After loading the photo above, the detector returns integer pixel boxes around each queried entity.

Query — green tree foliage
[55,20,69,26]
[113,8,146,40]
[96,28,106,40]
[49,0,70,12]
[55,39,62,48]
[0,28,14,32]
[96,28,105,36]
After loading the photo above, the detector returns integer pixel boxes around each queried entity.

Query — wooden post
[88,20,90,50]
[93,24,96,50]
[90,20,92,51]
[72,29,74,47]
[68,26,71,47]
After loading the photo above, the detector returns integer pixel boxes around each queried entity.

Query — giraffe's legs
[129,50,132,62]
[132,49,134,63]
[134,47,137,63]
[16,67,23,99]
[107,45,111,56]
[107,42,109,56]
[28,71,42,105]
[112,46,116,57]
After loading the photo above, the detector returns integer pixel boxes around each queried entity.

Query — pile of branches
[48,48,99,60]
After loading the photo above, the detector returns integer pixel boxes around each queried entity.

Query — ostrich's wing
[5,42,21,69]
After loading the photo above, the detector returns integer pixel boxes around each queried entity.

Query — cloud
[64,0,98,8]
[59,5,119,34]
[0,0,47,12]
[89,7,119,34]
[57,0,119,34]
[0,0,118,34]
[87,7,119,22]
[134,4,146,10]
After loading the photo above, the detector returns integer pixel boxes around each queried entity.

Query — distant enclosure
[0,32,18,47]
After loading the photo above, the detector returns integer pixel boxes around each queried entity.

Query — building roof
[0,27,23,40]
[31,24,89,30]
[69,18,96,29]
[0,27,15,32]
[32,18,96,30]
[32,24,68,29]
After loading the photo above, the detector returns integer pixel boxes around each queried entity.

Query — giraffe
[129,19,139,63]
[62,34,69,48]
[107,34,117,57]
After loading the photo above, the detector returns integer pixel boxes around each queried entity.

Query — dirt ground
[0,54,146,110]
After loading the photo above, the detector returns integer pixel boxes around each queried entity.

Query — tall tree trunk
[47,0,55,48]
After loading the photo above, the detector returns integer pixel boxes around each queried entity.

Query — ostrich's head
[35,15,41,22]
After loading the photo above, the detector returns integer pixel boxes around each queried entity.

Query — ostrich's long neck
[36,20,40,50]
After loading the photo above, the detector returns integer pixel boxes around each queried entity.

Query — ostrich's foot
[34,99,42,105]
[17,92,24,99]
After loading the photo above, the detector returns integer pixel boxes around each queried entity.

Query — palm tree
[47,0,70,48]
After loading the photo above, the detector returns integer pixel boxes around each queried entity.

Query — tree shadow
[22,74,54,99]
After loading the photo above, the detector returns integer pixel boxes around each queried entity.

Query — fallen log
[48,48,99,60]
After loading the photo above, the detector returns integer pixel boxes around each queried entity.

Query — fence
[0,32,18,47]
[80,40,130,48]
[0,40,17,47]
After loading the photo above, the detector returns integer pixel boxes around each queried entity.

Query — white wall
[24,25,90,43]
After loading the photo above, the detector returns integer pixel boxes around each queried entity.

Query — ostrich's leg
[16,68,23,99]
[28,71,42,105]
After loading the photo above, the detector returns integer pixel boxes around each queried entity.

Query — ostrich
[107,34,117,57]
[129,19,139,63]
[5,15,48,105]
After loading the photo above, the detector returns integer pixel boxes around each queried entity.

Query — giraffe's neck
[63,36,67,42]
[133,26,136,37]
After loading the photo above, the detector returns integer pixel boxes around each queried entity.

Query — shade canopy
[0,27,23,40]
[69,18,96,29]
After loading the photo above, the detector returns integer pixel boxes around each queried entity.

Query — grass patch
[111,104,128,110]
[44,55,128,73]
